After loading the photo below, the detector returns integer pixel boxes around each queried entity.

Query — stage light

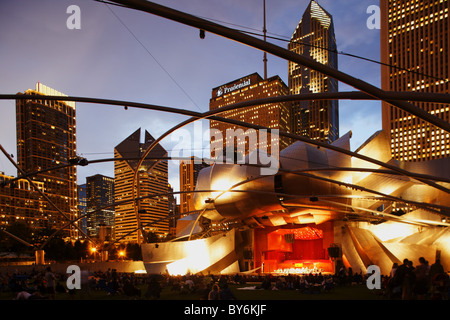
[166,239,211,276]
[211,177,236,199]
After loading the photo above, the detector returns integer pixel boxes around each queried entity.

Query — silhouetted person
[44,267,56,300]
[219,284,237,300]
[208,284,220,300]
[429,259,444,280]
[414,257,429,299]
[145,276,162,299]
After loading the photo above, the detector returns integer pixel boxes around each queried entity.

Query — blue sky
[0,0,382,195]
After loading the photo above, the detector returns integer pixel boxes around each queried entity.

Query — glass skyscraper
[16,82,78,239]
[288,0,339,143]
[86,174,114,238]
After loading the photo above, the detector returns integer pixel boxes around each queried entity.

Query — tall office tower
[179,156,209,214]
[288,0,339,143]
[381,0,449,161]
[86,174,115,238]
[209,72,291,160]
[16,82,78,239]
[114,128,169,243]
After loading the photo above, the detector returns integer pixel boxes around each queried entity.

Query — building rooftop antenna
[263,0,268,80]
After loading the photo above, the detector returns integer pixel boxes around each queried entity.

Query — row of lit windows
[389,7,448,28]
[388,0,447,17]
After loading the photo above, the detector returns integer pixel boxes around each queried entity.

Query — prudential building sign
[217,78,251,97]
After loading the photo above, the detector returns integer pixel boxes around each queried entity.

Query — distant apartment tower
[179,156,209,214]
[114,128,169,243]
[16,83,78,238]
[381,0,449,161]
[288,0,339,143]
[86,174,114,239]
[0,172,45,230]
[77,184,87,236]
[209,72,291,160]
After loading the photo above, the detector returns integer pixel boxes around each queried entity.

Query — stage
[254,222,336,275]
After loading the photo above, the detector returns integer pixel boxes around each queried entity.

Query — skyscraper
[77,184,87,236]
[209,72,291,160]
[114,128,169,243]
[288,0,339,143]
[86,174,114,238]
[179,156,208,214]
[16,82,78,238]
[380,0,449,161]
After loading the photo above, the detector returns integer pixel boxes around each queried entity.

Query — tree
[126,243,142,261]
[73,240,88,260]
[4,222,33,257]
[45,236,67,261]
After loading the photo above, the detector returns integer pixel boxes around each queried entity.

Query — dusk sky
[0,0,382,197]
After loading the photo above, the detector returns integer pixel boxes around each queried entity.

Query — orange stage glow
[254,222,335,274]
[274,226,324,240]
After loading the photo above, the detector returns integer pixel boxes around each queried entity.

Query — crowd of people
[0,258,448,300]
[0,267,363,300]
[0,267,150,300]
[381,258,449,300]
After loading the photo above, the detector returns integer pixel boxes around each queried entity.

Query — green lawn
[0,283,384,301]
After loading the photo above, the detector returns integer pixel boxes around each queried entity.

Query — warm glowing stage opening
[254,222,335,274]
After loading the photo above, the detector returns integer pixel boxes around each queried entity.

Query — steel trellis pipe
[5,93,450,244]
